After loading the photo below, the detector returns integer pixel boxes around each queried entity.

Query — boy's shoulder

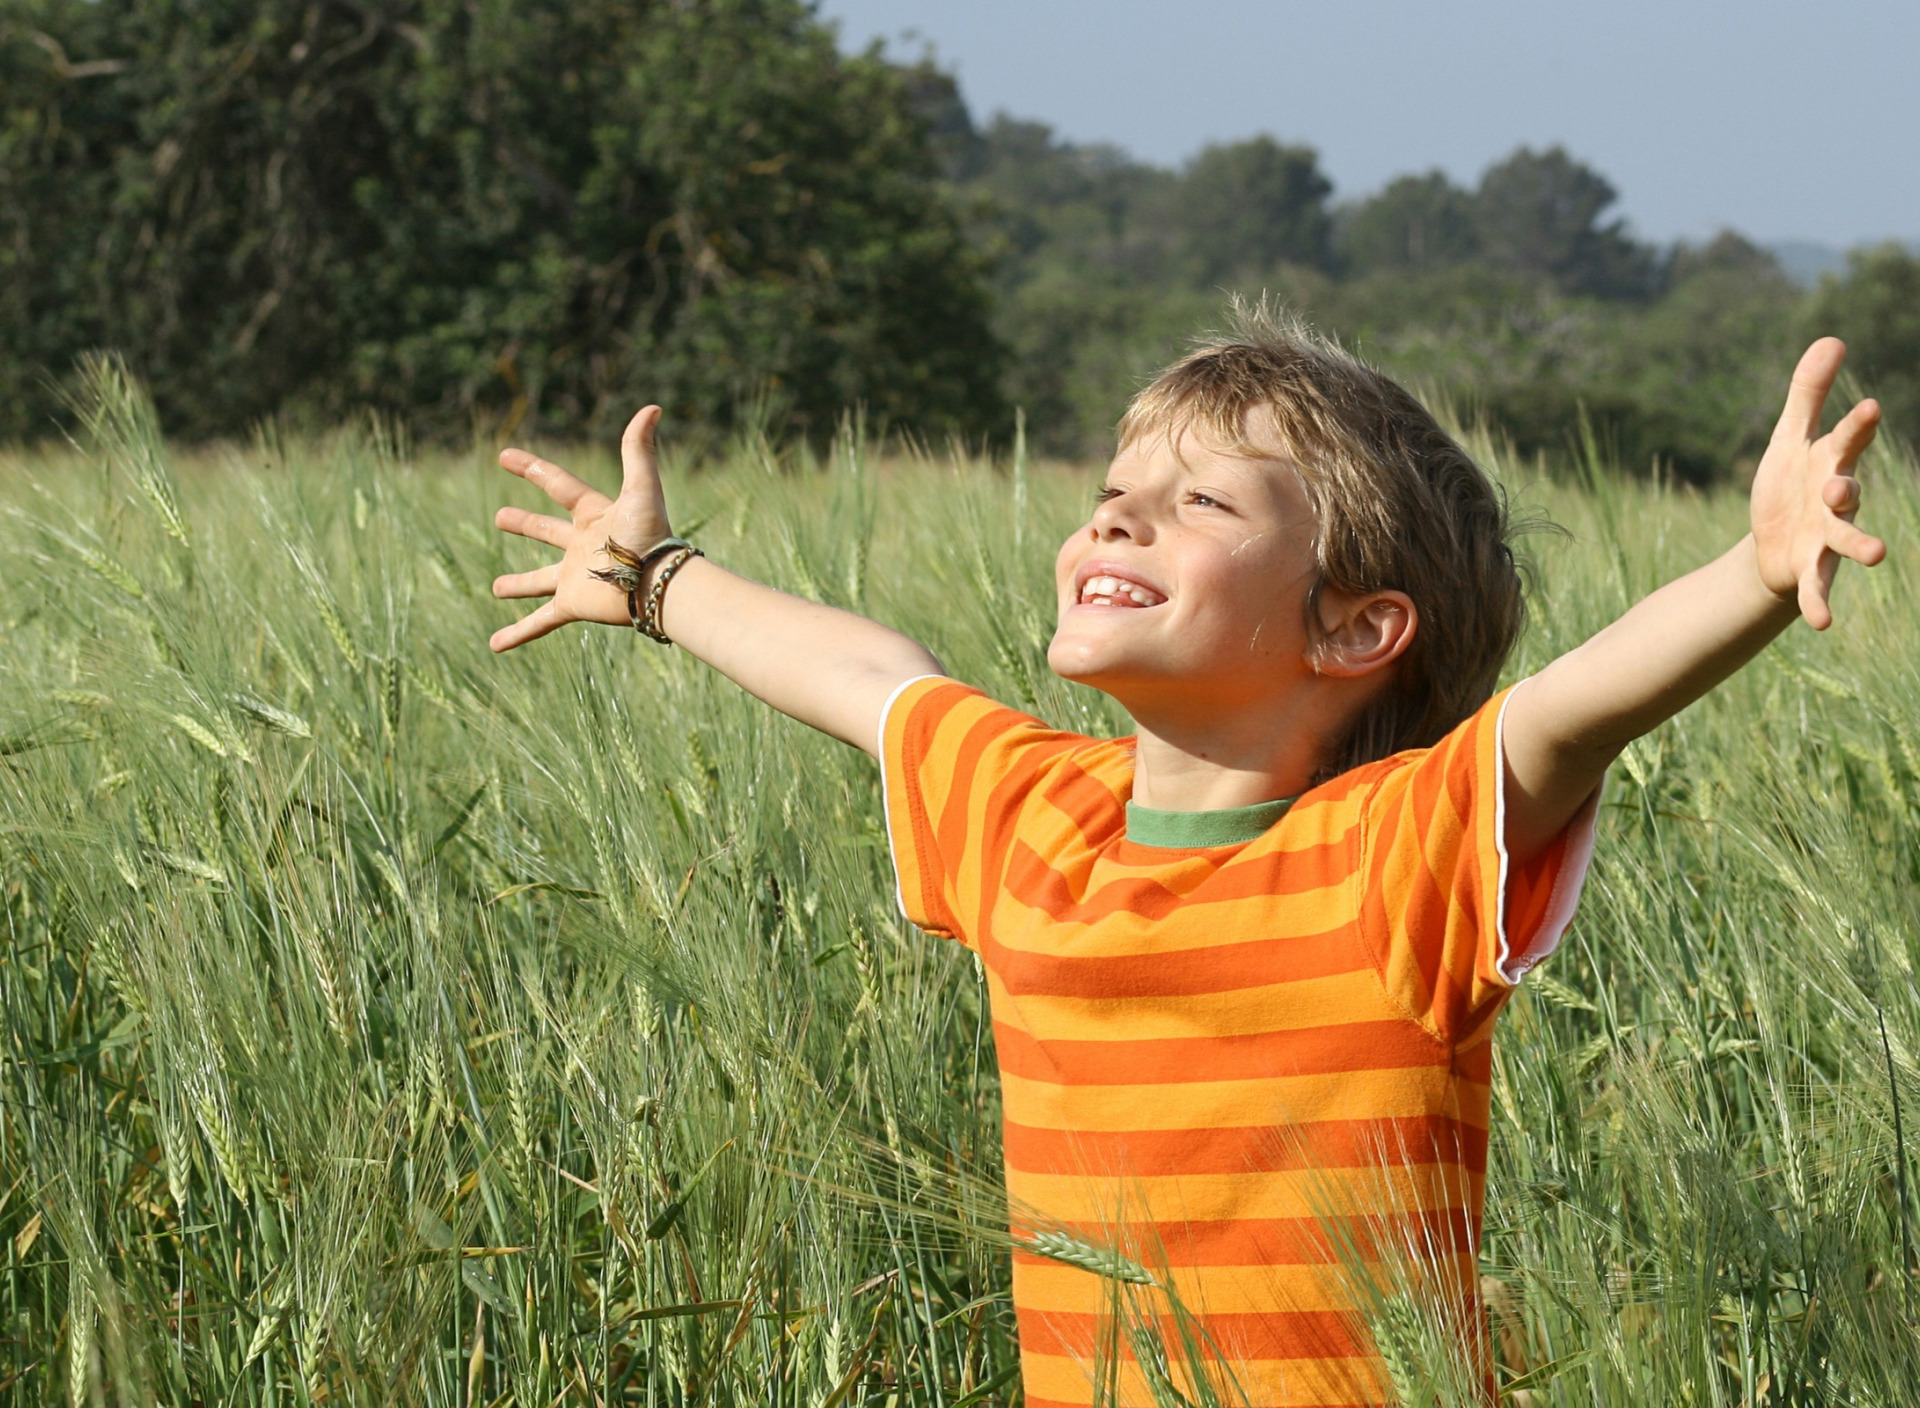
[888,676,1123,767]
[1280,685,1517,836]
[884,675,1135,812]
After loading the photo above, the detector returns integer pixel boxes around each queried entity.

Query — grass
[0,360,1916,1405]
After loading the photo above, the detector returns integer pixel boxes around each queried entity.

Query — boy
[486,309,1884,1406]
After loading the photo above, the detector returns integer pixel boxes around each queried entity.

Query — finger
[490,601,567,653]
[1821,475,1861,516]
[498,447,602,512]
[1823,397,1881,470]
[1798,569,1834,631]
[492,565,560,600]
[1826,517,1888,568]
[494,506,571,548]
[1774,337,1847,443]
[620,406,664,497]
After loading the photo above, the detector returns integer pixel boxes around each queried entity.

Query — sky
[818,0,1919,250]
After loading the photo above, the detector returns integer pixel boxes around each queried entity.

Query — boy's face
[1049,413,1323,716]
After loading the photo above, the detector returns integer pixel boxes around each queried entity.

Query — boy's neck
[1125,696,1340,811]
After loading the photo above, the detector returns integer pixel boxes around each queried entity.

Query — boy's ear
[1310,589,1418,678]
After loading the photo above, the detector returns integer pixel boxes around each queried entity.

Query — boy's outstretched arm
[1501,338,1887,863]
[488,405,944,757]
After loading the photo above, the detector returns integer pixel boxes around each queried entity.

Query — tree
[0,0,1005,443]
[1663,229,1784,287]
[1810,244,1920,439]
[1473,146,1656,300]
[945,116,1188,456]
[1336,171,1481,276]
[1172,136,1334,283]
[0,0,135,439]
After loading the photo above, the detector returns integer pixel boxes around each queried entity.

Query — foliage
[0,0,1004,444]
[1,369,1918,1404]
[1334,171,1482,275]
[1810,244,1920,442]
[5,11,1915,482]
[940,108,1914,479]
[1467,146,1658,300]
[1326,235,1801,484]
[1175,136,1335,283]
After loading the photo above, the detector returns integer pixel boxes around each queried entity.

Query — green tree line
[917,67,1920,477]
[3,0,1917,475]
[0,0,1003,443]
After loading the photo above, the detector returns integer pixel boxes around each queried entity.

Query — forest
[3,0,1917,477]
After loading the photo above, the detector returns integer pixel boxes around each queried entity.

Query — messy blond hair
[1119,300,1525,780]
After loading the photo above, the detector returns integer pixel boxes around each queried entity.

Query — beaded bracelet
[639,545,703,644]
[590,535,696,638]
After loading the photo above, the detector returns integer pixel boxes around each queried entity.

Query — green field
[2,364,1918,1405]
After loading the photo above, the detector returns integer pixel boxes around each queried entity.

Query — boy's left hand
[1750,337,1887,630]
[1507,337,1889,862]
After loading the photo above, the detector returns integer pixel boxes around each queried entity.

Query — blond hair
[1119,301,1525,780]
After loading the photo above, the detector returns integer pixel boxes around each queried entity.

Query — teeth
[1080,574,1163,606]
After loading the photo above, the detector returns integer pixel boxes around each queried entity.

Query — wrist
[634,531,687,591]
[589,531,691,638]
[1733,534,1803,624]
[639,544,703,644]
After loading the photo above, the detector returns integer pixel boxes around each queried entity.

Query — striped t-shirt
[880,676,1598,1407]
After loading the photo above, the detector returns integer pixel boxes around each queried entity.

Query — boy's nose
[1090,496,1152,543]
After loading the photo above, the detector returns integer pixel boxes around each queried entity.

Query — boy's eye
[1095,486,1123,503]
[1187,492,1226,510]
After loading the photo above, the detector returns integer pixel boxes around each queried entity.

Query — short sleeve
[878,676,1090,946]
[1356,680,1601,1044]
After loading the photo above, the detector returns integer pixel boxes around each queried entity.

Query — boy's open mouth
[1075,565,1167,608]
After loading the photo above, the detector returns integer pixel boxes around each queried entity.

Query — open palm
[1750,338,1887,631]
[489,406,672,652]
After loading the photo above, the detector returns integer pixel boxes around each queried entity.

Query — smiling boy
[487,307,1884,1405]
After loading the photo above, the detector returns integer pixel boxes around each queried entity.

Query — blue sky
[818,0,1918,249]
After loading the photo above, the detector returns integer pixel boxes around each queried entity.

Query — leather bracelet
[639,545,703,645]
[589,535,693,635]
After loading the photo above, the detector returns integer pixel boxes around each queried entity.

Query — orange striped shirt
[880,677,1598,1408]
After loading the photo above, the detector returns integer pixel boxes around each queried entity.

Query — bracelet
[640,545,703,645]
[590,535,692,635]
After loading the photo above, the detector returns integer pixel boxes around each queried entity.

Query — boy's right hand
[490,405,672,652]
[486,403,943,753]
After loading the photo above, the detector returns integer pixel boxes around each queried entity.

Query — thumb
[1773,337,1845,445]
[620,405,664,498]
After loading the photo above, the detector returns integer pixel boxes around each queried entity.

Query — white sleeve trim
[876,674,950,924]
[1491,678,1604,986]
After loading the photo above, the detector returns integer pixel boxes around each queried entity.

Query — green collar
[1124,795,1296,849]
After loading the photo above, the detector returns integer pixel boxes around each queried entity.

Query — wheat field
[1,362,1917,1405]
